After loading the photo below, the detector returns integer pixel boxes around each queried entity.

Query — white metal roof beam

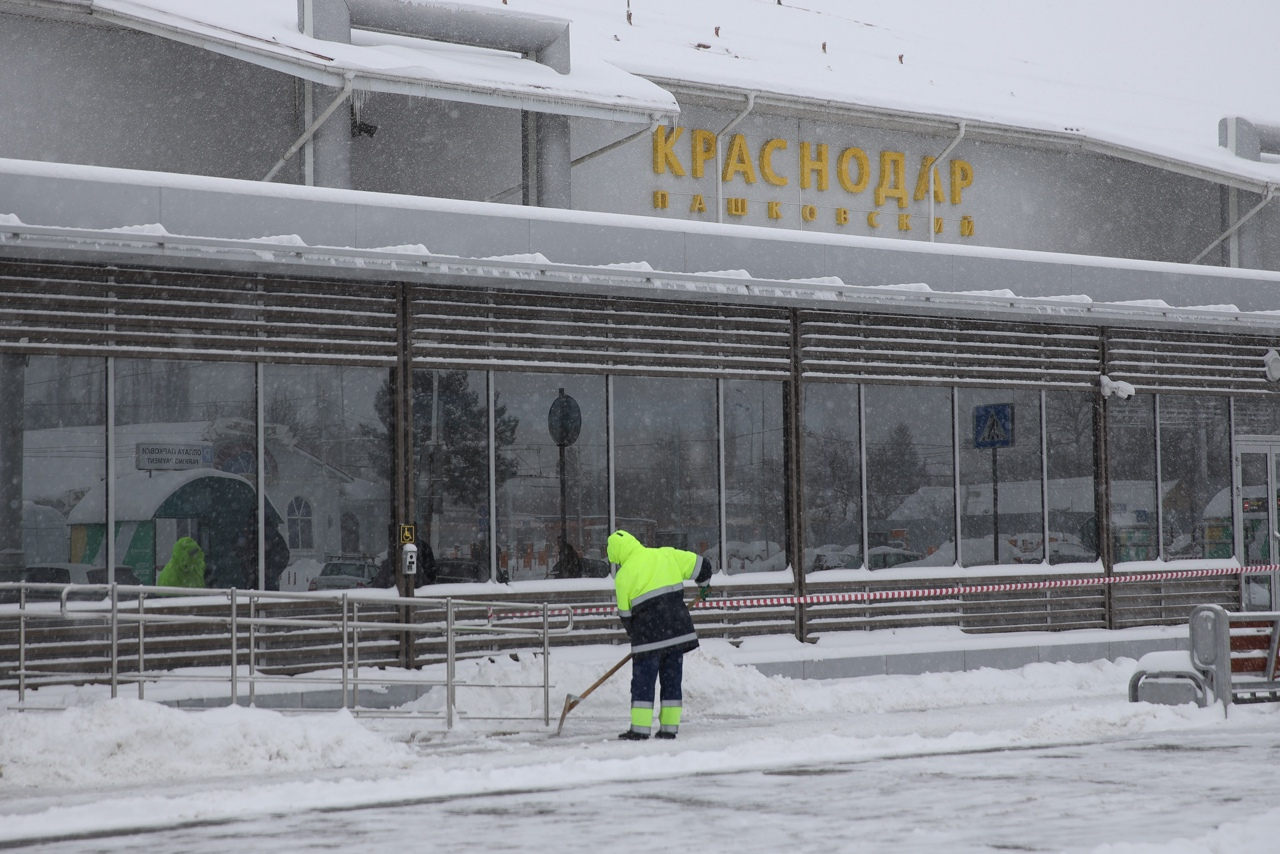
[86,3,674,125]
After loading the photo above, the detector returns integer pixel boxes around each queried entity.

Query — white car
[308,559,378,591]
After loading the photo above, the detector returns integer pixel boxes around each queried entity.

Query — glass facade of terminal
[10,352,1272,592]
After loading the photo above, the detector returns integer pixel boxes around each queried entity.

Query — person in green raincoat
[157,536,206,588]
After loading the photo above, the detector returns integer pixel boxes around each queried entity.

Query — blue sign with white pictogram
[973,404,1015,449]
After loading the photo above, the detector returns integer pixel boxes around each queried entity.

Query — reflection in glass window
[958,389,1043,566]
[1108,394,1158,563]
[494,373,607,582]
[613,376,718,560]
[1159,395,1231,560]
[264,365,391,592]
[723,380,786,574]
[287,497,314,550]
[19,357,106,570]
[412,370,505,584]
[1044,390,1098,564]
[1233,397,1280,436]
[863,385,954,569]
[802,382,861,571]
[103,360,257,587]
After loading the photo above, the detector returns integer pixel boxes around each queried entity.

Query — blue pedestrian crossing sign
[973,404,1015,449]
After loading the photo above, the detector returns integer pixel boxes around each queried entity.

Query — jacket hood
[173,536,201,560]
[607,530,643,565]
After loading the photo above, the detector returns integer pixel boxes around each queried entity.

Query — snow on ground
[3,637,1280,851]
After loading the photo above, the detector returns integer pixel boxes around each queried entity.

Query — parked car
[308,559,378,591]
[432,558,489,584]
[866,546,925,570]
[0,564,142,603]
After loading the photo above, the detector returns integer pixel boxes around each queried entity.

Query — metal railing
[1,583,575,728]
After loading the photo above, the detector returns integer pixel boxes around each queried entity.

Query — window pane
[413,369,495,584]
[494,373,607,582]
[613,376,718,560]
[17,357,106,571]
[1045,390,1098,564]
[802,382,861,571]
[958,389,1043,566]
[1108,394,1157,563]
[114,359,256,587]
[1159,395,1231,560]
[723,379,786,574]
[864,385,954,569]
[1232,397,1280,436]
[264,364,391,591]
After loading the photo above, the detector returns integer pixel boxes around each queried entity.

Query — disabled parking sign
[973,404,1015,449]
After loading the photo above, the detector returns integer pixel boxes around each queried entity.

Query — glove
[697,585,710,603]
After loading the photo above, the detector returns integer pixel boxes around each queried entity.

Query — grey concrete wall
[0,13,524,201]
[752,633,1189,681]
[571,102,1229,268]
[0,12,1269,275]
[0,13,303,183]
[350,93,521,203]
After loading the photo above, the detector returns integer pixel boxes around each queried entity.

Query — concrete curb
[749,636,1189,681]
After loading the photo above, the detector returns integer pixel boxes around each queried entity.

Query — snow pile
[1091,807,1280,854]
[0,700,413,788]
[415,646,1170,727]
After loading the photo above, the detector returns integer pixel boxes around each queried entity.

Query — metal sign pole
[992,447,1000,563]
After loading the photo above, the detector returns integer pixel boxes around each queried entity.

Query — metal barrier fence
[0,583,575,728]
[0,566,1264,723]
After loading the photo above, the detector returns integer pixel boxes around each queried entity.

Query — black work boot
[618,730,649,741]
[655,731,677,740]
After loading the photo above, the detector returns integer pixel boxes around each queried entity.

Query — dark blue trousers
[630,647,684,704]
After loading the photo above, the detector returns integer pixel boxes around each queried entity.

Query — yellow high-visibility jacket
[608,530,711,655]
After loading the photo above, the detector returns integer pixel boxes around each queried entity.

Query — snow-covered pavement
[2,638,1278,852]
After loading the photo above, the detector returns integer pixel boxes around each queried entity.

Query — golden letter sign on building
[651,126,975,236]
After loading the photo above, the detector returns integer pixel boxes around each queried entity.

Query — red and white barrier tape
[487,565,1268,622]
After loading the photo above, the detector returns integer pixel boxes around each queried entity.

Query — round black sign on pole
[547,389,581,448]
[548,389,581,578]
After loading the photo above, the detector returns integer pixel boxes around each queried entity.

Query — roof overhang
[8,0,679,125]
[5,218,1280,340]
[658,79,1276,198]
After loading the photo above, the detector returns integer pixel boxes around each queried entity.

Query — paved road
[17,726,1278,854]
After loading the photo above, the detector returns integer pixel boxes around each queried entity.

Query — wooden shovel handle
[573,652,632,708]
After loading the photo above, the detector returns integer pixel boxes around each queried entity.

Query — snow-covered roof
[80,0,678,124]
[429,0,1278,193]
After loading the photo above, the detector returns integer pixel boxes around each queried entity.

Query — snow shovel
[553,652,632,736]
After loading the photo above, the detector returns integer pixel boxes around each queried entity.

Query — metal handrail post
[137,593,146,700]
[17,587,25,704]
[352,600,361,704]
[110,583,119,699]
[229,588,238,706]
[248,595,257,706]
[341,594,349,709]
[542,602,550,726]
[446,598,455,729]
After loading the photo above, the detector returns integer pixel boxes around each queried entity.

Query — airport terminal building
[3,0,1280,635]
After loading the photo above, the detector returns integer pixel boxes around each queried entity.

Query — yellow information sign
[399,525,416,545]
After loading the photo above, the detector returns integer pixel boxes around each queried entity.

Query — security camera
[1264,348,1280,383]
[1099,374,1135,400]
